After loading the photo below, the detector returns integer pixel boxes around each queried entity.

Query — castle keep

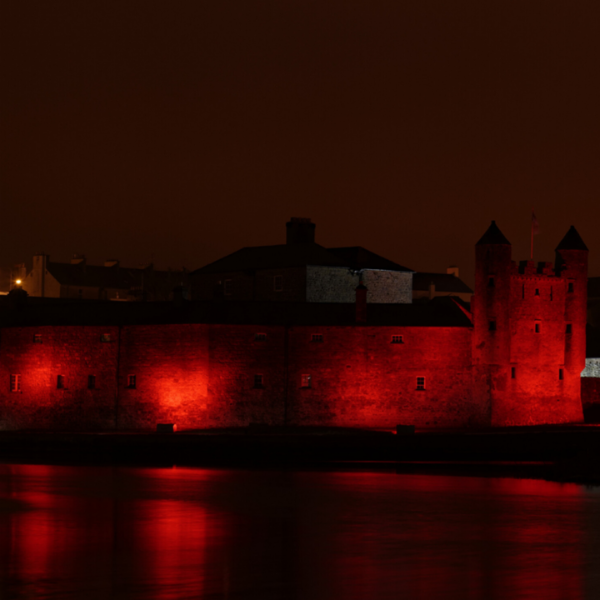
[0,222,591,431]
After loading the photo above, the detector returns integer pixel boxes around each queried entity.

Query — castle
[0,221,590,431]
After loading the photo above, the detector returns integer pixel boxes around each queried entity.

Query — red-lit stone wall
[287,325,480,429]
[0,281,589,431]
[117,324,210,430]
[207,325,287,426]
[0,326,119,430]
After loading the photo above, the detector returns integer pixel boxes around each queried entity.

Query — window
[254,333,267,342]
[10,374,21,392]
[535,323,540,333]
[253,374,264,388]
[100,333,112,343]
[33,334,42,344]
[391,335,404,344]
[489,320,497,332]
[301,374,311,388]
[57,375,65,390]
[311,334,323,343]
[535,288,540,296]
[559,368,564,381]
[488,276,495,287]
[88,375,96,390]
[273,275,283,292]
[568,282,574,293]
[416,377,426,391]
[127,375,136,389]
[566,324,572,334]
[224,279,233,295]
[511,367,516,379]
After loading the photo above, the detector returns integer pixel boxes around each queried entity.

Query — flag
[532,211,540,235]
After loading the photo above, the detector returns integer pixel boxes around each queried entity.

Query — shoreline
[1,426,600,485]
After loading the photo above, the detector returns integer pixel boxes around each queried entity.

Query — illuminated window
[489,320,496,332]
[57,375,65,390]
[254,333,267,341]
[568,282,574,293]
[224,279,233,295]
[100,333,112,343]
[391,335,404,344]
[33,334,42,343]
[535,323,540,333]
[566,324,572,334]
[88,375,96,390]
[273,275,283,292]
[301,374,311,388]
[416,377,426,391]
[127,375,136,389]
[10,374,21,392]
[311,334,323,343]
[253,374,264,388]
[559,368,564,381]
[511,367,516,379]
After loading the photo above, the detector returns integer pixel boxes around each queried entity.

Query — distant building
[20,254,188,301]
[412,268,473,303]
[192,218,414,304]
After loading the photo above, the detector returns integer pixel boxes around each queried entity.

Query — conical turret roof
[476,221,511,246]
[556,226,588,251]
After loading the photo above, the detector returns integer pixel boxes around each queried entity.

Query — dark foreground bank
[1,425,600,484]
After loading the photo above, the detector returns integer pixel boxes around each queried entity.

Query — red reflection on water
[326,473,585,600]
[0,465,593,600]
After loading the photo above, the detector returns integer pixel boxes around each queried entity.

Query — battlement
[513,260,558,278]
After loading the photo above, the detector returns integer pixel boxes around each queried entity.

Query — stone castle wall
[0,322,473,431]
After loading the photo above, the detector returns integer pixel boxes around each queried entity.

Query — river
[1,464,599,599]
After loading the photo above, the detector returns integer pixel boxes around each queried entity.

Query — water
[1,465,600,599]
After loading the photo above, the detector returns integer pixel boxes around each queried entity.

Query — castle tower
[555,226,588,388]
[472,221,586,426]
[471,221,513,424]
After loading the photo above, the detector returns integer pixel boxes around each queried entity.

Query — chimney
[286,218,315,245]
[355,283,367,323]
[105,259,120,268]
[447,266,459,278]
[71,253,86,265]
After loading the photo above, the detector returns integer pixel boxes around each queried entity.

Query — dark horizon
[3,1,600,286]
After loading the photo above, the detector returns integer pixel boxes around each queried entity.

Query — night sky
[2,1,600,286]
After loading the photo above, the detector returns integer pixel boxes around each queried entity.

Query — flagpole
[530,208,535,261]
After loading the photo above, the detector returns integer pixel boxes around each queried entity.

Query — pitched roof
[556,226,588,251]
[0,296,472,328]
[476,221,511,246]
[412,272,473,294]
[193,243,412,275]
[46,262,187,291]
[327,247,412,272]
